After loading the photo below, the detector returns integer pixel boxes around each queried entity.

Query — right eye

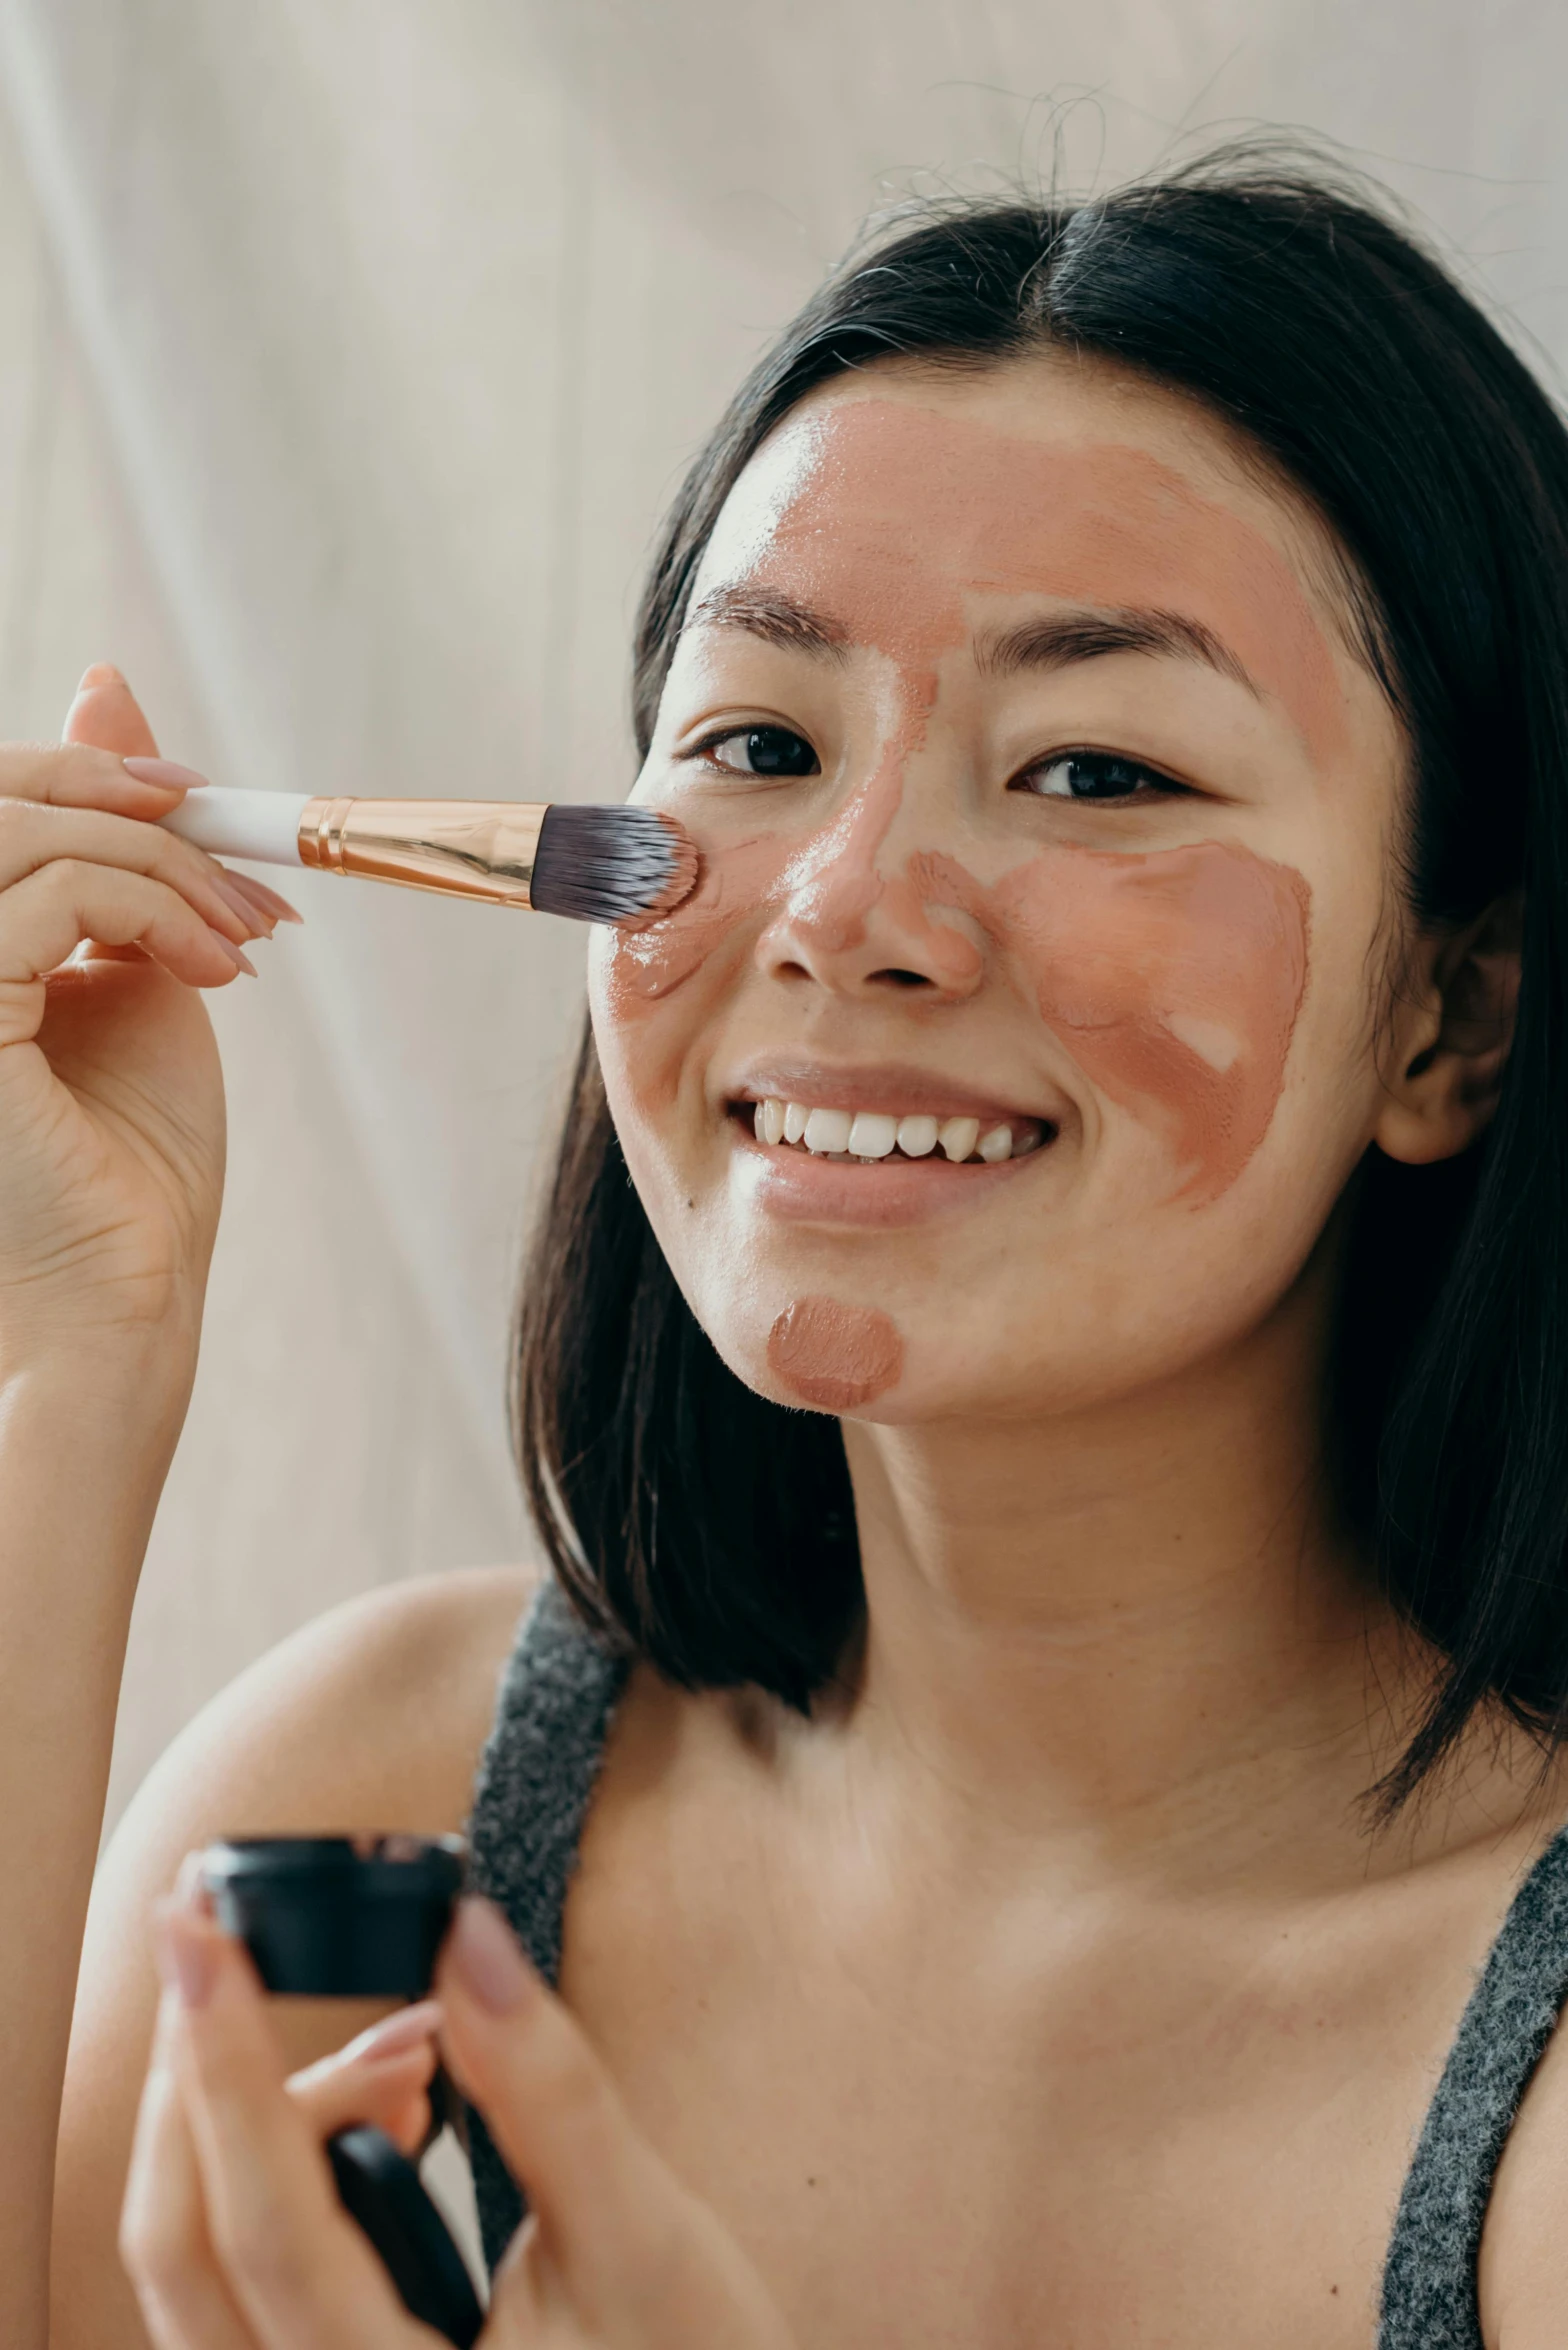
[702,726,820,778]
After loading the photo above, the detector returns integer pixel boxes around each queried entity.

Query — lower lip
[731,1131,1048,1227]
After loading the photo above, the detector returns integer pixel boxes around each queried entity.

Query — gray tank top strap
[462,1587,1568,2318]
[1379,1819,1568,2346]
[463,1576,628,2272]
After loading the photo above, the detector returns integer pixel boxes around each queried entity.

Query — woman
[8,152,1568,2347]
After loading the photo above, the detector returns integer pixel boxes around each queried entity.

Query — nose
[753,761,986,1002]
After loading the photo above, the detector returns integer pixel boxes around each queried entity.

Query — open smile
[724,1068,1061,1225]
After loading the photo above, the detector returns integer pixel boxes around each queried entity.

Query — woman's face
[588,356,1411,1422]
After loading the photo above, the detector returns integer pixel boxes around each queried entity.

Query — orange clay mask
[606,392,1323,1208]
[767,1298,905,1409]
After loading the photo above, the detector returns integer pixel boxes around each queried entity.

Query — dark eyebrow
[977,606,1258,694]
[688,584,850,658]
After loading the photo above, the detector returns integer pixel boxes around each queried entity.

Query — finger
[437,1899,679,2292]
[0,797,279,944]
[158,1903,422,2350]
[0,737,209,821]
[218,867,304,928]
[0,867,256,1044]
[0,799,277,946]
[287,2002,442,2157]
[63,662,160,757]
[121,1987,260,2350]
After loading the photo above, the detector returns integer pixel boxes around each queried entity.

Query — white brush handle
[160,787,310,867]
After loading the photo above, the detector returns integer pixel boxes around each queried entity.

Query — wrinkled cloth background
[0,3,1560,1830]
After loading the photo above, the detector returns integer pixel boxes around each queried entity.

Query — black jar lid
[201,1834,467,1999]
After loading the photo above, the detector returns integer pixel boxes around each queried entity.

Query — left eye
[1015,750,1180,802]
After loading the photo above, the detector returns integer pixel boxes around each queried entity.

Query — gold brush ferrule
[296,797,549,907]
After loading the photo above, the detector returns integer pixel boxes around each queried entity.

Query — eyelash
[686,726,1190,804]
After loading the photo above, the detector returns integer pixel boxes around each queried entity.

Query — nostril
[873,968,935,989]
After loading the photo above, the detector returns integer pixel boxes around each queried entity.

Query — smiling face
[588,354,1414,1423]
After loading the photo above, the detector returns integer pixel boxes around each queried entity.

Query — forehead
[690,358,1361,765]
[701,354,1340,596]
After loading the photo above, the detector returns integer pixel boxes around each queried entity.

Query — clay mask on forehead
[711,395,1350,766]
[607,391,1321,1205]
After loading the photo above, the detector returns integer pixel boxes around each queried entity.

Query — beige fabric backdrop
[0,1,1560,1830]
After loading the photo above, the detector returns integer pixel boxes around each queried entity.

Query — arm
[51,1563,531,2350]
[0,1357,190,2345]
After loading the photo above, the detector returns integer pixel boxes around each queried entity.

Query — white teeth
[803,1106,853,1155]
[751,1097,1038,1165]
[847,1111,898,1159]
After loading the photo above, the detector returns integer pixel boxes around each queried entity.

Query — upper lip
[724,1060,1059,1127]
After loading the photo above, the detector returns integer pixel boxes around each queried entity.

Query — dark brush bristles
[531,803,700,927]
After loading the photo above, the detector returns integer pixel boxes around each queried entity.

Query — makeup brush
[151,782,699,927]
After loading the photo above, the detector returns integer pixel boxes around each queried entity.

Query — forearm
[0,1353,189,2348]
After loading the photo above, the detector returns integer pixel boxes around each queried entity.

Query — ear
[1374,891,1522,1167]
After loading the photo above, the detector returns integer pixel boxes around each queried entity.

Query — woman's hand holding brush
[0,665,298,1365]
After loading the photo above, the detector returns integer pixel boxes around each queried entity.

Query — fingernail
[220,869,303,926]
[211,874,276,936]
[448,1899,533,2016]
[123,756,208,789]
[77,663,126,693]
[211,931,258,977]
[154,1905,219,2009]
[172,1849,213,1913]
[343,2000,444,2064]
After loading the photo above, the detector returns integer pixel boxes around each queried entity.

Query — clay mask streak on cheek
[768,1298,905,1411]
[998,843,1312,1204]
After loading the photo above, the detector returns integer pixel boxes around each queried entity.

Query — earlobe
[1374,893,1522,1167]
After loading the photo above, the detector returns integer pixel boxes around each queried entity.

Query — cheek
[595,832,790,1020]
[995,845,1312,1205]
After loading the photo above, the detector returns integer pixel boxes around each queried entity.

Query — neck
[839,1283,1413,1876]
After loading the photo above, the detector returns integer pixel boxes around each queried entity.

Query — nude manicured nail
[221,869,303,926]
[343,2000,444,2064]
[211,932,258,977]
[123,757,209,790]
[77,662,126,692]
[210,874,276,935]
[155,1906,218,2008]
[448,1899,532,2016]
[172,1849,213,1913]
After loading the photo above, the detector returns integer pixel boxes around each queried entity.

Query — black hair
[514,150,1568,1807]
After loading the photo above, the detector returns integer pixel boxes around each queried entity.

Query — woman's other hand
[0,666,295,1379]
[122,1893,796,2350]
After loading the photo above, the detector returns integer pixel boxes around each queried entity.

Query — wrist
[0,1336,196,1456]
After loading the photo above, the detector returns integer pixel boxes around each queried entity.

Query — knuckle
[38,856,93,903]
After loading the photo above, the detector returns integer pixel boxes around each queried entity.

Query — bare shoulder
[51,1564,536,2350]
[103,1561,536,1878]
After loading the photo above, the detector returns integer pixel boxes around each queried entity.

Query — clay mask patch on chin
[767,1297,905,1411]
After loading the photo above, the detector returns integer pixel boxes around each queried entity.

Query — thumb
[437,1900,672,2288]
[63,661,160,756]
[438,1902,794,2346]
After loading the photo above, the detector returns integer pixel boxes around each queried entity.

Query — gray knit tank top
[464,1579,1568,2344]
